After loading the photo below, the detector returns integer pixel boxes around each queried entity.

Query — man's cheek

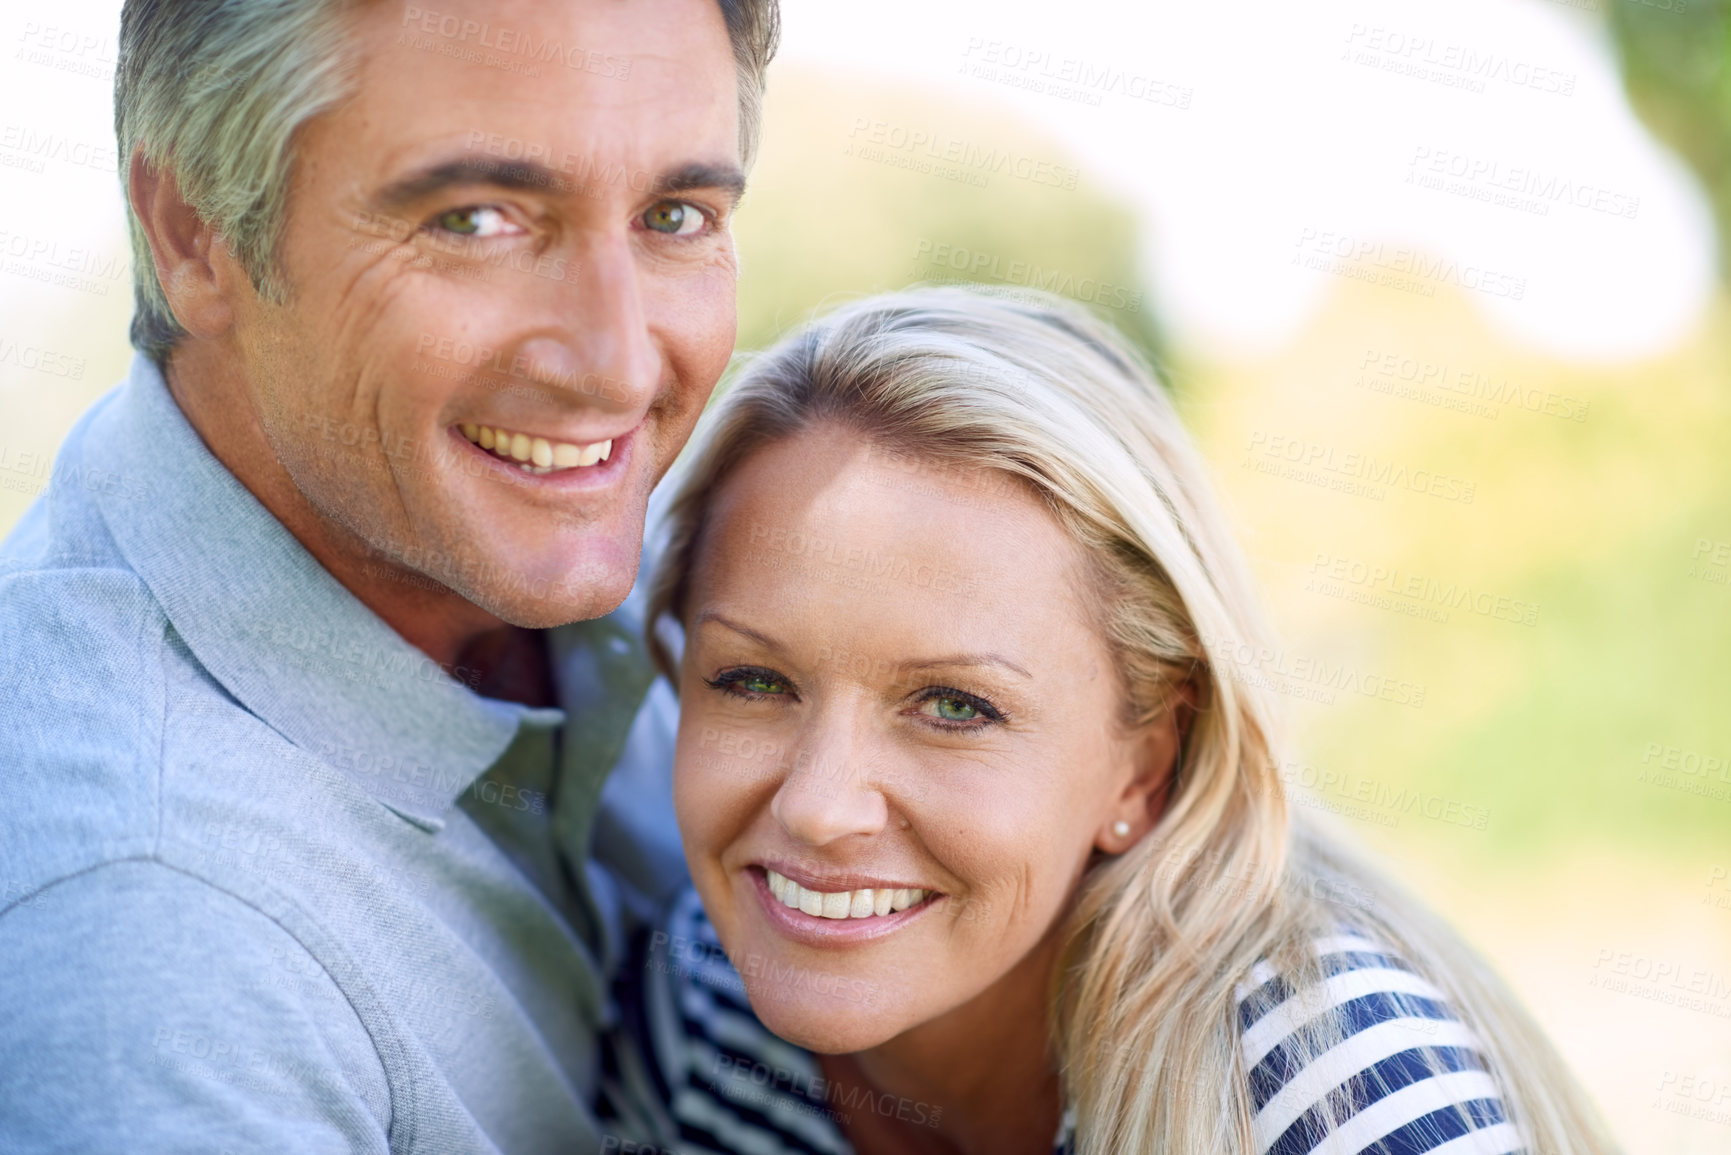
[656,263,737,399]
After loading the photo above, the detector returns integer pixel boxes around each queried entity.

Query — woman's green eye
[741,674,786,695]
[642,200,706,236]
[931,696,979,721]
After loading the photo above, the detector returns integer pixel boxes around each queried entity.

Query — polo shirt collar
[91,354,550,829]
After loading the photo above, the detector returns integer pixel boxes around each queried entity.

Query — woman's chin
[743,987,911,1055]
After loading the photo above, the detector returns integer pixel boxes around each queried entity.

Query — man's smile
[457,421,614,475]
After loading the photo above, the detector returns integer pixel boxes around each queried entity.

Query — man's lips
[456,421,615,475]
[445,421,637,488]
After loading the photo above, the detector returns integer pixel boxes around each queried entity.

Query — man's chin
[460,561,638,629]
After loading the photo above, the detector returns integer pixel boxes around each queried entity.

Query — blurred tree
[1607,1,1731,277]
[732,68,1165,361]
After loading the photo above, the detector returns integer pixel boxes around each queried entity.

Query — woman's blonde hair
[646,286,1614,1153]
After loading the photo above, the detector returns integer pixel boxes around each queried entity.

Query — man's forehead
[338,0,741,186]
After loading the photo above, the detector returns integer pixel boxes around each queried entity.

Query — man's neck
[163,344,548,700]
[819,930,1066,1155]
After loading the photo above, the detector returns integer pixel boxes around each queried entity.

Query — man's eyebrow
[653,161,747,207]
[371,157,748,213]
[374,159,569,211]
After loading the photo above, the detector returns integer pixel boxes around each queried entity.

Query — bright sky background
[0,0,1716,362]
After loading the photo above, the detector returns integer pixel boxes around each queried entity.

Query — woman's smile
[745,864,944,947]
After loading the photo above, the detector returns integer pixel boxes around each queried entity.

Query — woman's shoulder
[1234,928,1525,1155]
[603,886,854,1155]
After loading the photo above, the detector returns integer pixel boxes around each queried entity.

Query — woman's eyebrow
[693,610,782,652]
[897,654,1033,680]
[693,613,1031,679]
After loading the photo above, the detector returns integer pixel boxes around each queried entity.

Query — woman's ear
[1095,684,1196,854]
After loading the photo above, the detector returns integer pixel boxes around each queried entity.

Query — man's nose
[769,739,889,849]
[521,232,661,416]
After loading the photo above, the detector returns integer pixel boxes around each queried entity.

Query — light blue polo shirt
[0,355,686,1153]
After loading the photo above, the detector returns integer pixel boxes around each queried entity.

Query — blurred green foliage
[1608,0,1731,277]
[732,69,1163,359]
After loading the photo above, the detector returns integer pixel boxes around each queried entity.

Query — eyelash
[417,200,720,246]
[911,686,1007,730]
[638,199,718,239]
[701,668,1007,731]
[422,204,520,241]
[703,666,795,702]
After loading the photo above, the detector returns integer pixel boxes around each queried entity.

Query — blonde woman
[598,287,1614,1154]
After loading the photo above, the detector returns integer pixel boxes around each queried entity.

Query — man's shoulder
[0,857,393,1150]
[0,530,225,897]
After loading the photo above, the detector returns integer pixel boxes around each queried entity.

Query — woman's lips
[747,866,941,946]
[766,867,930,919]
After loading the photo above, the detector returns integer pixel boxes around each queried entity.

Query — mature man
[0,0,775,1151]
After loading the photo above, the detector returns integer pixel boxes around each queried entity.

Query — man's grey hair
[116,0,780,366]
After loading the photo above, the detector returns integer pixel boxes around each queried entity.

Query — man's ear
[127,150,239,340]
[1095,683,1197,854]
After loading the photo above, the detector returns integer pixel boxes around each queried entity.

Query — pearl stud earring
[1112,821,1131,838]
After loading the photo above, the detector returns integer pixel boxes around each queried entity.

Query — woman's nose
[768,744,890,848]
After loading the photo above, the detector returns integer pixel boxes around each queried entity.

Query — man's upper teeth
[458,424,611,473]
[765,869,928,919]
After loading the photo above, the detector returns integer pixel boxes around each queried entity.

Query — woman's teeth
[765,869,929,919]
[458,423,611,476]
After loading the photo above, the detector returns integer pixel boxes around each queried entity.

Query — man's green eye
[642,201,706,236]
[437,209,479,235]
[433,206,510,237]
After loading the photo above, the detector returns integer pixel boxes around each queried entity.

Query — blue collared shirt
[0,355,685,1153]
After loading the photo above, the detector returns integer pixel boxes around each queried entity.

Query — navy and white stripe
[1236,933,1523,1154]
[601,893,1521,1155]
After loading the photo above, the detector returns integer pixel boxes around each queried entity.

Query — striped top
[599,888,1523,1155]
